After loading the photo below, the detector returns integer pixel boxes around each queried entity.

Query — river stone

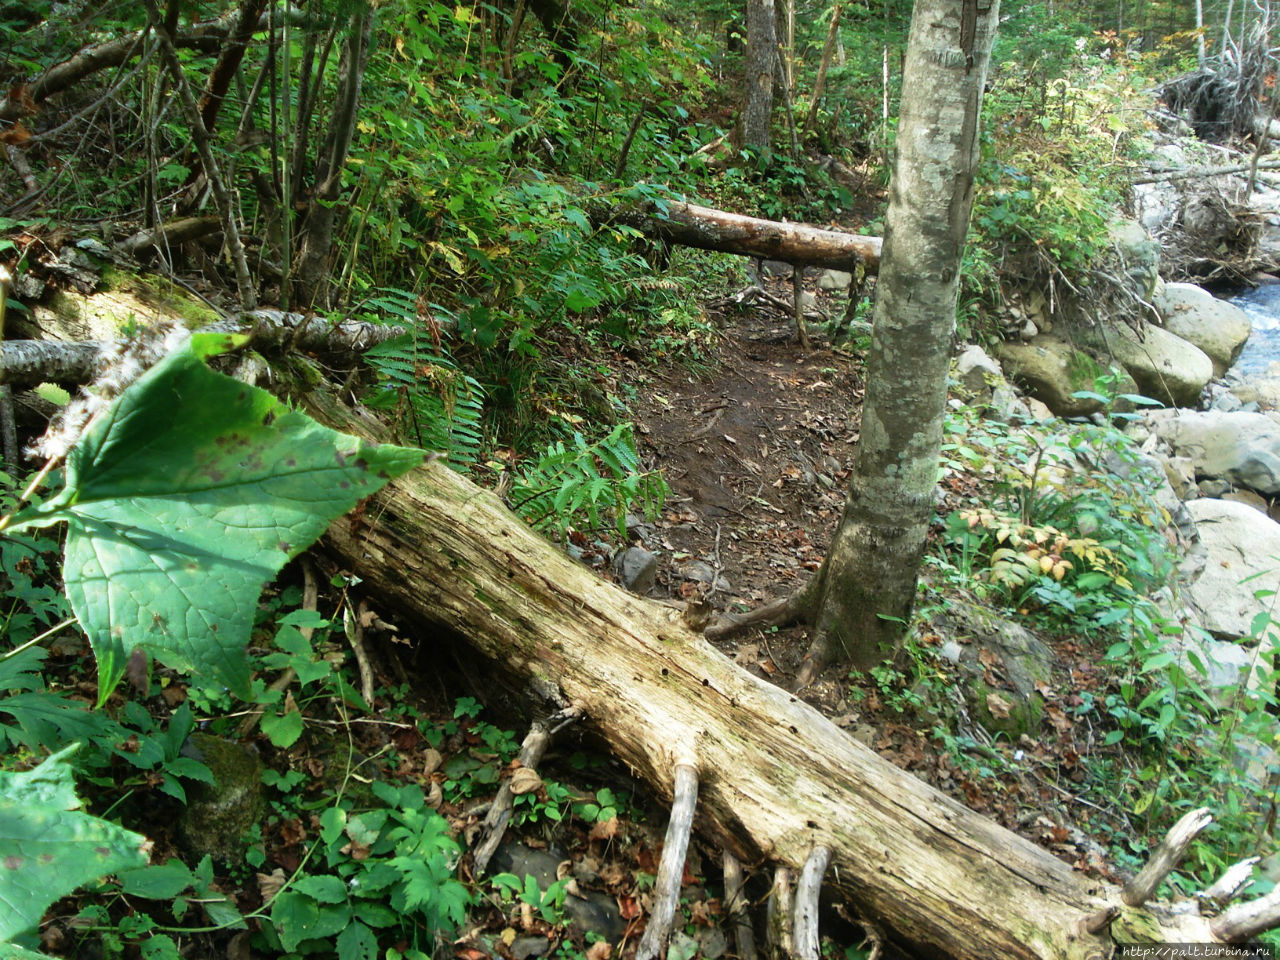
[489,842,626,941]
[1145,409,1280,494]
[1154,282,1251,377]
[994,335,1136,418]
[177,733,263,864]
[1185,498,1280,638]
[613,546,658,594]
[1103,321,1213,408]
[1178,635,1259,709]
[954,344,1002,398]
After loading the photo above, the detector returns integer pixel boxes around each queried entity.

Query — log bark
[0,313,406,388]
[593,201,881,273]
[311,394,1236,960]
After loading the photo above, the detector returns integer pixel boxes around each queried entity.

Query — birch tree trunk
[802,0,999,677]
[743,0,777,153]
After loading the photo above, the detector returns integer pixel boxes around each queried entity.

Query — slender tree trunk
[801,0,1000,678]
[804,4,843,134]
[743,0,777,153]
[294,6,374,309]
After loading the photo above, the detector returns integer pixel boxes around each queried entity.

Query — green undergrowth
[0,338,663,960]
[889,385,1280,907]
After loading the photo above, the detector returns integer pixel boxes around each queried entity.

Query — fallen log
[0,312,406,387]
[312,394,1258,960]
[593,200,882,273]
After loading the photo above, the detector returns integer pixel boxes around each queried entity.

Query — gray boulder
[1154,281,1251,377]
[1145,409,1280,494]
[954,344,1003,398]
[817,269,852,290]
[994,335,1136,418]
[936,602,1055,737]
[1111,220,1161,299]
[1102,321,1213,408]
[614,546,658,594]
[1185,498,1280,639]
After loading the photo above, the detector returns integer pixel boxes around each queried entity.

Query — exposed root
[703,580,815,642]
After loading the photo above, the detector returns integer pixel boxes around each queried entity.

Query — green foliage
[934,392,1171,632]
[362,318,486,469]
[509,423,667,538]
[4,333,423,701]
[0,745,148,943]
[490,873,569,926]
[263,782,472,955]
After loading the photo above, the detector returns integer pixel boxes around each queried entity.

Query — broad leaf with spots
[0,746,148,942]
[7,333,424,699]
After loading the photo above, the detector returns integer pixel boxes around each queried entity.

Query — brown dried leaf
[589,816,620,841]
[586,941,612,960]
[985,692,1013,719]
[257,868,287,901]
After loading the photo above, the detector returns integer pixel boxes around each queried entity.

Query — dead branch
[635,762,700,960]
[0,311,407,388]
[0,9,274,123]
[723,851,758,960]
[792,846,831,960]
[143,0,257,310]
[767,867,795,959]
[1212,886,1280,942]
[1122,808,1212,907]
[472,707,584,876]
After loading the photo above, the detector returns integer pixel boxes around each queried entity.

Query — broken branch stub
[635,762,700,960]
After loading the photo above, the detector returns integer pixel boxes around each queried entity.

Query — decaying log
[593,200,882,273]
[116,217,222,256]
[0,312,406,387]
[311,394,1271,960]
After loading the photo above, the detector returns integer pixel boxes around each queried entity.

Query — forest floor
[29,263,1132,959]
[611,270,1132,884]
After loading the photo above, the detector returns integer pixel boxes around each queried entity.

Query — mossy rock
[937,602,1055,738]
[177,733,263,864]
[994,335,1137,418]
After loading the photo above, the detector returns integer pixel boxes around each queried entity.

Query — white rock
[1146,409,1280,494]
[1154,281,1252,377]
[1185,498,1280,638]
[955,344,1002,396]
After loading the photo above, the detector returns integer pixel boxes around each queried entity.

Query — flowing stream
[1229,282,1280,376]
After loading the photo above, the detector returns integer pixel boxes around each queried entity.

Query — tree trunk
[294,5,374,310]
[592,200,881,272]
[743,0,777,152]
[801,0,999,678]
[309,394,1238,960]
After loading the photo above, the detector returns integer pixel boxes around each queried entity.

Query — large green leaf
[8,333,424,698]
[0,746,148,941]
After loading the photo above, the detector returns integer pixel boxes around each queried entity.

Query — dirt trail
[625,290,864,676]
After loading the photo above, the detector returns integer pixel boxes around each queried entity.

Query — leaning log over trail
[593,200,882,273]
[313,395,1268,960]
